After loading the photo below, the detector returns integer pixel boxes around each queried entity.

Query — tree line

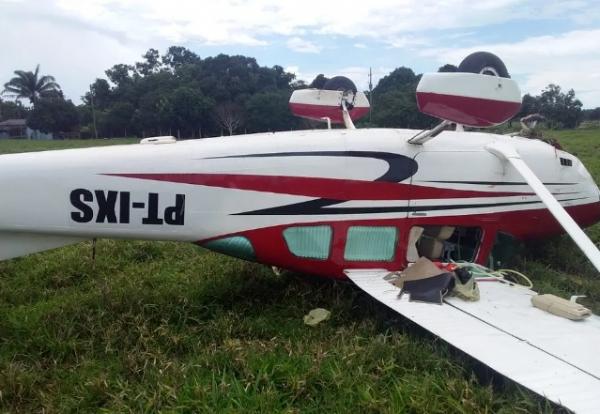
[1,46,597,138]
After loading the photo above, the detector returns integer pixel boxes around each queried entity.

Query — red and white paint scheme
[289,88,370,124]
[2,53,600,412]
[1,126,598,276]
[416,72,522,127]
[0,63,599,275]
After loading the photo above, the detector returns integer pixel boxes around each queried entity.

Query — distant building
[0,119,26,138]
[0,119,53,140]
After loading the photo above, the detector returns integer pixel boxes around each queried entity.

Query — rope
[386,261,534,290]
[453,261,534,289]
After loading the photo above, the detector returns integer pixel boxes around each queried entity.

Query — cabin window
[283,225,332,260]
[344,226,397,261]
[203,236,256,261]
[408,225,481,262]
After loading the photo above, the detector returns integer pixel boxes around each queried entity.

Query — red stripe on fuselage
[107,173,532,200]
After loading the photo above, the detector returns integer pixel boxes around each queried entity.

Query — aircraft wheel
[323,76,357,93]
[458,51,510,78]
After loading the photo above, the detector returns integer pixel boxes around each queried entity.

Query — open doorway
[407,225,482,263]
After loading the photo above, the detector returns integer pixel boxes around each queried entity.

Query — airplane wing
[346,269,600,414]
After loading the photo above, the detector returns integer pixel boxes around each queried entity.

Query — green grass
[547,129,600,183]
[0,138,138,155]
[0,131,598,413]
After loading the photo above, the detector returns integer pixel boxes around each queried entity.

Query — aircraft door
[408,150,506,219]
[407,150,507,264]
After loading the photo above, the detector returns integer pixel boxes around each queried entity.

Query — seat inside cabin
[407,225,482,263]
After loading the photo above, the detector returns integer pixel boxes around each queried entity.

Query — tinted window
[344,226,397,261]
[203,236,256,261]
[283,225,332,259]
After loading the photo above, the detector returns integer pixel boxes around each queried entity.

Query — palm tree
[2,65,61,106]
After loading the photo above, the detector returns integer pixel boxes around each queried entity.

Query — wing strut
[486,142,600,273]
[341,99,356,130]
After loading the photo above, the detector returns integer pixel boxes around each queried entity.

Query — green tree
[538,84,582,128]
[370,67,433,128]
[291,80,308,89]
[136,48,162,76]
[170,87,214,137]
[438,64,458,72]
[583,107,600,121]
[105,64,135,88]
[245,90,296,132]
[2,65,61,106]
[83,79,112,110]
[271,65,295,89]
[79,48,301,137]
[371,89,433,129]
[374,67,418,95]
[162,46,201,69]
[0,98,28,120]
[100,102,135,137]
[514,94,540,121]
[309,74,329,89]
[27,97,79,136]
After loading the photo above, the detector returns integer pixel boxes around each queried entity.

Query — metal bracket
[320,117,332,129]
[408,120,450,145]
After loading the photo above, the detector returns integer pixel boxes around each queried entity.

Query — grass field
[0,131,599,413]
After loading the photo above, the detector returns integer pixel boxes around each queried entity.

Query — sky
[1,0,600,107]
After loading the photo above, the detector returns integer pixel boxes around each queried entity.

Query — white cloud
[353,43,367,49]
[286,37,321,53]
[285,66,317,86]
[284,65,319,86]
[18,0,597,49]
[285,65,300,75]
[421,29,600,107]
[0,3,141,104]
[386,36,430,49]
[1,0,599,106]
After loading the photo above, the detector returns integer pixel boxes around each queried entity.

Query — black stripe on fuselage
[234,197,591,216]
[205,152,587,216]
[421,180,578,186]
[205,151,419,183]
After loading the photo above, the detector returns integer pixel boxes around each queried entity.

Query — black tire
[322,76,357,93]
[458,51,510,78]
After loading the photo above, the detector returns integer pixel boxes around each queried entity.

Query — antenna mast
[90,84,99,140]
[368,67,373,123]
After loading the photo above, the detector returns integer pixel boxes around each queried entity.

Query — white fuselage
[1,128,598,276]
